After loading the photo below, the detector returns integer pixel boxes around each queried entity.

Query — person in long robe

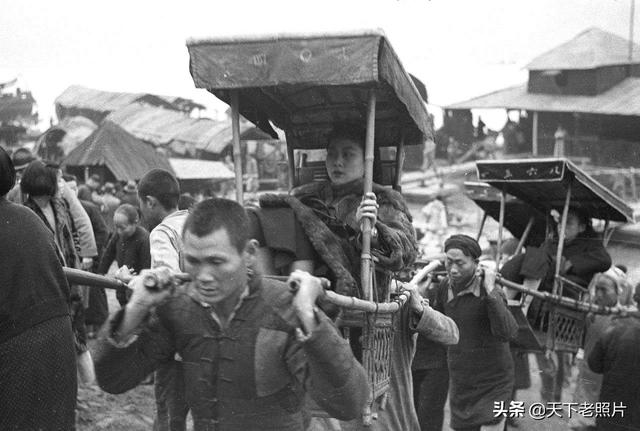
[432,234,518,431]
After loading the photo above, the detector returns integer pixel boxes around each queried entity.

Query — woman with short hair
[21,159,92,378]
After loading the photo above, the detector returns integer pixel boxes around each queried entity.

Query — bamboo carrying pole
[321,260,441,313]
[65,259,446,315]
[230,92,244,205]
[64,265,637,318]
[553,183,572,296]
[393,133,405,191]
[532,111,539,156]
[496,190,506,266]
[515,216,536,255]
[476,212,488,241]
[549,184,572,350]
[287,143,296,188]
[63,267,125,290]
[496,275,637,317]
[360,90,377,302]
[630,0,636,62]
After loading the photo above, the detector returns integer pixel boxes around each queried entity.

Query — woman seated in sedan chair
[247,124,458,431]
[248,123,418,299]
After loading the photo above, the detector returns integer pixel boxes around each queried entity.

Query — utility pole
[630,0,636,62]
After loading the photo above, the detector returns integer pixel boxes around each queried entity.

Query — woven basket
[527,277,588,354]
[338,309,395,399]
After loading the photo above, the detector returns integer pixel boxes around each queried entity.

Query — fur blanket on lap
[260,193,357,296]
[259,180,417,298]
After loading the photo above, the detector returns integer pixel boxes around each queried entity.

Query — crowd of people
[1,121,640,431]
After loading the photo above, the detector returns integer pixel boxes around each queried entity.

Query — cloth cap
[11,148,35,171]
[444,234,482,259]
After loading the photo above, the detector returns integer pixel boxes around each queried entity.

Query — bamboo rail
[319,260,441,313]
[496,275,638,317]
[68,263,636,320]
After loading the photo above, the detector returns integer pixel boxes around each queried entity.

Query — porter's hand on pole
[288,270,329,336]
[127,269,174,311]
[401,282,427,314]
[81,257,94,271]
[479,263,497,294]
[357,192,379,229]
[113,268,177,342]
[114,265,135,284]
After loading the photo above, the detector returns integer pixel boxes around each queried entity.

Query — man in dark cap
[431,234,518,431]
[5,147,35,204]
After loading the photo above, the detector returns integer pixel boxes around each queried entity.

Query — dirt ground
[76,289,157,431]
[76,380,155,431]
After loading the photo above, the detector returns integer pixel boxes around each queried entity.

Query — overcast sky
[1,0,636,129]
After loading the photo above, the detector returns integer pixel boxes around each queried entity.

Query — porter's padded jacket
[95,276,369,431]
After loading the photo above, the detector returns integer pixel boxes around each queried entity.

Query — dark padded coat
[0,198,77,431]
[94,276,369,431]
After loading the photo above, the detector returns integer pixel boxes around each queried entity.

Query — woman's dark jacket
[432,274,518,429]
[0,199,77,431]
[0,198,72,343]
[588,315,640,431]
[97,225,151,275]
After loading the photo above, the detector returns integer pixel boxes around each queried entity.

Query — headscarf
[588,268,623,303]
[444,234,482,259]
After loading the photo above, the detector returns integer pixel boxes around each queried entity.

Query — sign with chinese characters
[477,160,566,182]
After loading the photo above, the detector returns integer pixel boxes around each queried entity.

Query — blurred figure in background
[77,173,102,204]
[55,170,97,274]
[101,182,121,233]
[418,195,448,256]
[613,264,635,307]
[119,180,140,208]
[0,147,77,431]
[569,270,620,431]
[178,193,197,211]
[5,146,35,204]
[98,203,150,306]
[64,174,109,258]
[63,173,109,333]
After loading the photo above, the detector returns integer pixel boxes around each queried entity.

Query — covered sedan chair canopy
[476,158,635,223]
[464,181,547,247]
[186,30,434,423]
[63,121,173,182]
[186,29,432,150]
